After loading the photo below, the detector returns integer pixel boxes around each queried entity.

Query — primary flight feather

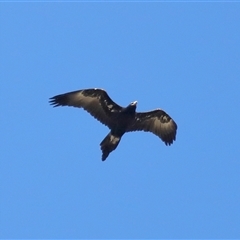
[49,88,177,161]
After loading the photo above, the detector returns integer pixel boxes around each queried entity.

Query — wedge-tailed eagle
[49,88,177,161]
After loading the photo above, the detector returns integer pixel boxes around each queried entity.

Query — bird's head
[130,101,137,106]
[124,101,137,113]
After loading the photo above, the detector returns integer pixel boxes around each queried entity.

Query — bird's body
[49,88,177,161]
[99,101,137,160]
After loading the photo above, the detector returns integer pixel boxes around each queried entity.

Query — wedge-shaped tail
[100,133,121,161]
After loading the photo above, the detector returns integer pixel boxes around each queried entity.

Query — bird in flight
[49,88,177,161]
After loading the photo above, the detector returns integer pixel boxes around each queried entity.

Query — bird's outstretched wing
[127,109,177,145]
[49,88,123,128]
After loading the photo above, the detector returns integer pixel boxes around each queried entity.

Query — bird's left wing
[49,88,123,128]
[127,109,177,145]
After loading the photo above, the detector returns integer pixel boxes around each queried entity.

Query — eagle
[49,88,177,161]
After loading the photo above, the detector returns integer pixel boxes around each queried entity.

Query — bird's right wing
[49,88,123,128]
[127,109,177,145]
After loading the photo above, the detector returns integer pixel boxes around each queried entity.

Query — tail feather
[100,133,121,161]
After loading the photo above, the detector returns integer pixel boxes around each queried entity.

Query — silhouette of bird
[49,88,177,161]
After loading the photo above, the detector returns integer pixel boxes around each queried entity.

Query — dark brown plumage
[49,88,177,161]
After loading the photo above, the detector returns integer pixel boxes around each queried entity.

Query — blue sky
[1,2,240,239]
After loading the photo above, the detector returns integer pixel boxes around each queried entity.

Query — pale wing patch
[127,109,177,145]
[49,88,124,128]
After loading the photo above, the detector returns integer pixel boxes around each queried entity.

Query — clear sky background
[1,2,240,239]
